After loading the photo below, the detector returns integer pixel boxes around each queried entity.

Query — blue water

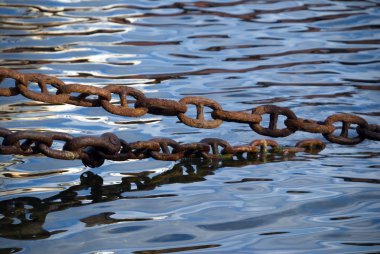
[0,0,379,253]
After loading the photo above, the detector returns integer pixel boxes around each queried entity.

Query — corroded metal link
[250,105,297,137]
[58,84,112,107]
[357,124,380,141]
[223,145,259,155]
[101,85,148,116]
[0,68,23,96]
[250,139,279,153]
[285,118,335,134]
[296,139,326,153]
[16,73,69,104]
[200,138,233,158]
[136,98,187,116]
[37,133,76,160]
[173,142,210,157]
[2,131,54,155]
[101,139,135,161]
[281,147,306,154]
[3,131,53,146]
[323,114,368,145]
[63,133,121,168]
[0,127,20,154]
[177,97,223,129]
[212,110,262,124]
[149,138,183,161]
[63,133,121,156]
[128,140,161,159]
[0,127,12,137]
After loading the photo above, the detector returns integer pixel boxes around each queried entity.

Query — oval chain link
[17,73,70,104]
[356,124,380,141]
[149,138,183,161]
[0,68,23,96]
[177,97,223,129]
[58,84,111,107]
[101,85,148,116]
[323,114,368,145]
[250,105,297,137]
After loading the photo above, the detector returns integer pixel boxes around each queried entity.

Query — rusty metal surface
[0,127,324,168]
[0,68,379,145]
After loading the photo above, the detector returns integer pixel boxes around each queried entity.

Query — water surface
[0,0,379,253]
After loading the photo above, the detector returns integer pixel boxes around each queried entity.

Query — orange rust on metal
[250,139,279,152]
[59,83,111,107]
[17,73,69,103]
[149,138,183,161]
[323,114,368,145]
[173,142,210,156]
[223,145,259,154]
[177,97,223,129]
[285,118,335,134]
[127,140,161,160]
[199,138,233,158]
[0,127,323,168]
[281,147,305,154]
[136,98,187,116]
[38,133,77,160]
[101,85,148,116]
[0,68,379,145]
[250,105,297,137]
[0,68,23,96]
[296,139,326,151]
[63,133,121,155]
[101,139,134,161]
[212,110,262,124]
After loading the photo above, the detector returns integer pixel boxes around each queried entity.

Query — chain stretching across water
[0,127,325,168]
[1,68,379,145]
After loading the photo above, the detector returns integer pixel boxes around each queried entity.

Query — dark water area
[0,0,380,253]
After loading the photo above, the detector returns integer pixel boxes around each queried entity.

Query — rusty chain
[0,68,379,145]
[0,127,325,168]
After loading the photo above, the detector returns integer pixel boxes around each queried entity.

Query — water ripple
[0,0,379,253]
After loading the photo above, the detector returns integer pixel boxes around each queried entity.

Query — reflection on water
[0,154,294,240]
[0,0,379,253]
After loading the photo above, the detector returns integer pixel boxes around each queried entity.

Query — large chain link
[0,127,325,168]
[1,68,379,144]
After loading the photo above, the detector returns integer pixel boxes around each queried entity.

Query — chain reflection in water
[0,149,312,240]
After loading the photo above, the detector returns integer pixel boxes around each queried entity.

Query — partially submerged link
[0,128,325,168]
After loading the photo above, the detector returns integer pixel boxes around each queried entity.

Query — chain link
[101,85,148,116]
[0,127,325,168]
[17,73,69,103]
[1,68,379,145]
[177,96,223,128]
[322,114,369,145]
[357,124,380,141]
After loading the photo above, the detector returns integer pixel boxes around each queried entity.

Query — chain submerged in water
[0,68,379,145]
[0,127,325,168]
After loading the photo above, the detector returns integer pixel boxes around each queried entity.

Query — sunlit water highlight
[0,0,379,253]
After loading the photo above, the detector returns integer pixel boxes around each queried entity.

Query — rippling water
[0,0,380,253]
